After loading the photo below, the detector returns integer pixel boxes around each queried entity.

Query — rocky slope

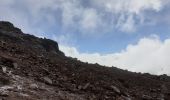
[0,21,170,100]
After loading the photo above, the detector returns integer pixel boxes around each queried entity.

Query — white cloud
[60,0,81,27]
[91,0,163,32]
[60,36,170,75]
[0,0,168,35]
[91,0,162,14]
[116,14,136,32]
[80,9,99,31]
[0,0,14,6]
[52,33,76,46]
[60,0,164,33]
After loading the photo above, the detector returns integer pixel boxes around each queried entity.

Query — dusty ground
[0,21,170,100]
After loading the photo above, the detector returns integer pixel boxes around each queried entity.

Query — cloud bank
[60,35,170,75]
[0,0,169,35]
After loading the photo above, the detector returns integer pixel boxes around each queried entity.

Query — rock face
[40,38,64,55]
[0,21,170,100]
[0,21,22,33]
[0,21,64,56]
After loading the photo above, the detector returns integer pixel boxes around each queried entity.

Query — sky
[0,0,170,75]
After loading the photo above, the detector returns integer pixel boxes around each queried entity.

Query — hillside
[0,21,170,100]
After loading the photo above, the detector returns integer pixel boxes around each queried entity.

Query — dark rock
[29,84,39,90]
[142,95,152,100]
[0,77,10,85]
[0,21,22,33]
[13,63,18,69]
[40,38,64,55]
[83,83,90,90]
[1,66,6,73]
[121,95,132,100]
[0,93,8,97]
[0,57,14,68]
[78,85,82,90]
[161,84,168,93]
[150,88,157,92]
[0,90,8,97]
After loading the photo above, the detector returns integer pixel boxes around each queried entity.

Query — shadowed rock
[0,21,22,33]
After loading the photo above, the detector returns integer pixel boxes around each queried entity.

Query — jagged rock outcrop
[0,21,22,33]
[0,21,170,100]
[0,21,64,56]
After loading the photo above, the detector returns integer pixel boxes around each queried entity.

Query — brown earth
[0,21,170,100]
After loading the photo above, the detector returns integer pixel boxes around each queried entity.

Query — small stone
[83,83,90,90]
[0,91,9,97]
[122,92,130,97]
[158,94,165,100]
[1,86,13,91]
[121,96,132,100]
[78,85,82,90]
[16,85,22,90]
[2,66,7,73]
[29,84,38,90]
[142,95,152,100]
[13,63,18,69]
[161,84,168,93]
[7,71,12,76]
[0,97,6,100]
[19,93,29,97]
[150,88,157,92]
[43,77,53,85]
[111,86,120,94]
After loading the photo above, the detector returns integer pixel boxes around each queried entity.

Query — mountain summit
[0,21,170,100]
